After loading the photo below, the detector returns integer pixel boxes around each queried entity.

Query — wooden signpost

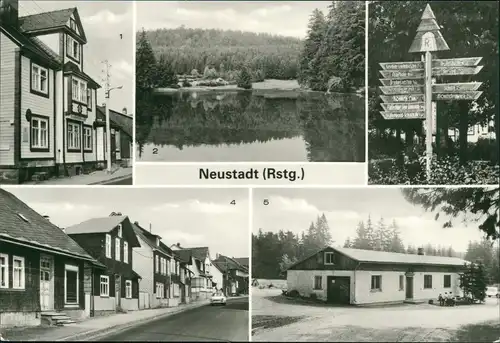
[378,4,484,181]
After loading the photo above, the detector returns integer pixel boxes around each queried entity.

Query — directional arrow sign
[381,102,425,112]
[434,91,483,101]
[433,82,482,93]
[380,111,425,120]
[433,57,482,68]
[380,69,424,79]
[379,79,424,86]
[380,85,424,95]
[432,66,483,76]
[379,61,424,70]
[380,94,424,103]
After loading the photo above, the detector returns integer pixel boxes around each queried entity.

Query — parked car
[211,291,227,306]
[485,286,499,298]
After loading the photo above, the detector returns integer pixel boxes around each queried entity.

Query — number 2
[152,148,158,154]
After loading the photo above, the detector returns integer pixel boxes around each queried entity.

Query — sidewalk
[23,167,132,185]
[2,300,210,342]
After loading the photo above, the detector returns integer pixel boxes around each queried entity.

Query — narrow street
[100,297,249,342]
[101,176,133,185]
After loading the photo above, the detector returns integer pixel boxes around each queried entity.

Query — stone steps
[41,312,76,326]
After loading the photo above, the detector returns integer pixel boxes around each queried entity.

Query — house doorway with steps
[115,275,121,310]
[40,255,54,311]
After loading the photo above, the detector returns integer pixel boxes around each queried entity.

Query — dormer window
[31,63,48,96]
[156,237,160,246]
[324,252,335,265]
[70,18,77,32]
[117,224,122,238]
[66,35,80,61]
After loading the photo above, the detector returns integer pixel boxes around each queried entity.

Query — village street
[252,287,500,342]
[100,296,249,342]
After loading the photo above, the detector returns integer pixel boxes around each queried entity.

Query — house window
[105,234,111,258]
[31,63,48,95]
[155,255,159,273]
[70,18,77,31]
[156,237,160,246]
[424,275,432,289]
[12,256,25,289]
[83,126,92,151]
[399,275,404,291]
[371,275,382,291]
[100,275,109,296]
[0,253,8,288]
[313,276,322,290]
[117,224,122,238]
[123,242,128,264]
[156,282,164,298]
[324,252,335,265]
[67,121,81,150]
[87,89,92,109]
[64,264,79,304]
[66,35,80,61]
[125,280,132,299]
[31,116,49,150]
[115,238,121,261]
[72,77,86,103]
[444,275,451,288]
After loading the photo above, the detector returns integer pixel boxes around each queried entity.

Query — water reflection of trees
[136,90,365,162]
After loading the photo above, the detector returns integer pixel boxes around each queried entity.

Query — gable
[288,247,358,271]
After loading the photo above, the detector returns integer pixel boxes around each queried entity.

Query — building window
[67,121,81,150]
[100,275,109,296]
[105,234,111,258]
[155,255,159,273]
[424,275,432,289]
[115,237,121,261]
[399,275,404,291]
[12,256,25,289]
[324,252,335,265]
[313,275,322,290]
[0,253,8,288]
[123,241,128,264]
[64,264,79,304]
[31,116,49,150]
[70,18,77,31]
[444,275,451,288]
[66,35,80,61]
[83,126,92,151]
[87,89,92,109]
[156,282,164,298]
[156,237,160,246]
[371,275,382,291]
[72,77,87,104]
[125,280,132,299]
[31,63,48,96]
[117,224,122,238]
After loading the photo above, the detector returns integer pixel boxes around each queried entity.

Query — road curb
[57,301,210,341]
[88,173,132,185]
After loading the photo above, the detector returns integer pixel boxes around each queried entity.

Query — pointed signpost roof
[409,4,449,53]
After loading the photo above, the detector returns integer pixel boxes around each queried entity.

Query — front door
[406,276,414,299]
[40,255,54,311]
[115,275,121,309]
[111,133,117,163]
[326,276,350,304]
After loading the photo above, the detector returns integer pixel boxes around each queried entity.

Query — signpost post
[378,4,484,181]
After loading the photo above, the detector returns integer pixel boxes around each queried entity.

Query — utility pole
[102,60,122,173]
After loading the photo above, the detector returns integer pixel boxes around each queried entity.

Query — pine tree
[343,237,352,248]
[460,262,488,302]
[155,55,178,88]
[237,67,252,89]
[388,220,405,253]
[365,215,375,250]
[136,29,157,90]
[352,221,371,250]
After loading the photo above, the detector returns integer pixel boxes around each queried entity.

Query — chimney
[417,248,424,256]
[0,0,19,27]
[176,242,181,248]
[149,223,152,233]
[61,227,66,233]
[122,107,127,115]
[43,215,50,221]
[134,221,139,225]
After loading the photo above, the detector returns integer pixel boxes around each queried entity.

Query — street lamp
[105,86,123,173]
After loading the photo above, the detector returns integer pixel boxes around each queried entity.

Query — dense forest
[252,214,500,285]
[136,1,364,93]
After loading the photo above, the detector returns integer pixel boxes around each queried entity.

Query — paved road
[101,177,132,185]
[100,297,249,342]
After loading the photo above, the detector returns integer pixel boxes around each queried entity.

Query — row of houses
[0,1,132,184]
[0,189,249,327]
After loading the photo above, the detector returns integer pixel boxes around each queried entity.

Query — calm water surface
[136,90,365,162]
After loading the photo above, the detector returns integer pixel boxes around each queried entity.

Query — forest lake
[136,80,365,162]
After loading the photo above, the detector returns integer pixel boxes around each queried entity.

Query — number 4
[230,200,236,205]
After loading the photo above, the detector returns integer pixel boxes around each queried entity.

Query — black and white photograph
[0,1,134,185]
[252,187,499,342]
[368,1,499,185]
[0,187,249,341]
[135,1,365,162]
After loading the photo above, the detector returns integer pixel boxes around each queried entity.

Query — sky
[18,1,134,113]
[253,188,489,252]
[3,187,250,258]
[136,1,332,38]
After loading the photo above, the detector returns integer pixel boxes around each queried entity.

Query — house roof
[213,255,248,272]
[132,222,174,258]
[190,247,210,261]
[19,8,76,32]
[0,189,101,264]
[288,246,468,270]
[174,249,192,264]
[63,62,101,89]
[233,257,249,267]
[65,215,128,235]
[96,106,133,137]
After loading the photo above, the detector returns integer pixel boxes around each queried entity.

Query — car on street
[485,286,499,298]
[211,291,227,306]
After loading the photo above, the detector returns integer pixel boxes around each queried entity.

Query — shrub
[310,293,318,300]
[182,79,192,87]
[237,68,252,89]
[288,290,300,298]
